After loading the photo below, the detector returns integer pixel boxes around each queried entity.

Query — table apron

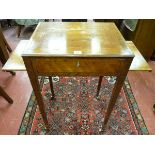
[26,57,133,76]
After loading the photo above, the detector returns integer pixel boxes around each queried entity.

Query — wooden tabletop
[2,40,27,71]
[2,40,151,71]
[22,22,134,57]
[127,41,152,71]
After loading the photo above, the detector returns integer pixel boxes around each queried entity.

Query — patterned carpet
[18,76,149,135]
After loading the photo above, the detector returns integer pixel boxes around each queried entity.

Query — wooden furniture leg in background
[0,46,16,76]
[0,43,9,64]
[0,86,13,104]
[0,27,15,75]
[17,25,23,38]
[0,27,12,53]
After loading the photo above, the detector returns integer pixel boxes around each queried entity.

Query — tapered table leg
[96,76,103,97]
[48,76,55,99]
[30,75,49,131]
[23,58,50,132]
[103,76,126,128]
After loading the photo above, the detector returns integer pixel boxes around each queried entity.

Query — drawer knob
[76,61,80,67]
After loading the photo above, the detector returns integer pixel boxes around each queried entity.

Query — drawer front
[31,57,132,76]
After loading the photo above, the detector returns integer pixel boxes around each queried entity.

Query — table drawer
[31,57,131,76]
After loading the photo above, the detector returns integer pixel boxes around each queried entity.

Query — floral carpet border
[18,77,149,135]
[123,78,149,135]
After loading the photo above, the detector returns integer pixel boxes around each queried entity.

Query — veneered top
[22,22,134,57]
[127,41,151,71]
[2,41,151,71]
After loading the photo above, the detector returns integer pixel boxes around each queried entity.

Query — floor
[0,25,155,135]
[128,66,155,134]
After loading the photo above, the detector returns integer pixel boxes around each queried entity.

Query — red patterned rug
[18,76,149,135]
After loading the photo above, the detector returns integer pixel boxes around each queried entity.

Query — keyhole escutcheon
[76,61,80,67]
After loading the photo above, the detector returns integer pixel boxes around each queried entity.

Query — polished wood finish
[2,40,55,102]
[2,35,151,132]
[2,40,151,72]
[97,41,152,101]
[31,57,132,76]
[21,22,134,131]
[127,41,152,71]
[2,25,155,135]
[2,40,28,71]
[23,57,49,131]
[22,22,133,57]
[2,22,151,132]
[23,56,133,131]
